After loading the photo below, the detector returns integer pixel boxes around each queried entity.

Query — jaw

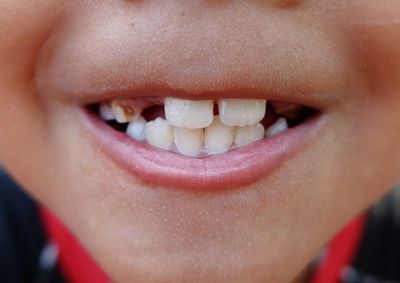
[25,95,400,283]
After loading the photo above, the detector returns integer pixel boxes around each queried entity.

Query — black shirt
[0,170,65,283]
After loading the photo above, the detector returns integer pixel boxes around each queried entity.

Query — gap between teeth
[100,97,290,156]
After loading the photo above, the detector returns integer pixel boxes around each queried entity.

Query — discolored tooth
[99,103,114,121]
[271,101,302,120]
[145,118,174,149]
[126,116,147,142]
[165,97,213,129]
[266,118,288,137]
[174,128,203,156]
[205,116,235,154]
[218,99,266,126]
[111,99,142,123]
[234,124,265,147]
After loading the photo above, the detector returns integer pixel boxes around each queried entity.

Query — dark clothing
[0,170,65,283]
[349,189,400,283]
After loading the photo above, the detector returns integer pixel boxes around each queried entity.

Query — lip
[79,105,324,191]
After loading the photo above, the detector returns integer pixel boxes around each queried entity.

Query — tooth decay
[111,99,142,123]
[100,97,293,156]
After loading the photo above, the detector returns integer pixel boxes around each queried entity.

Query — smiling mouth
[90,97,318,156]
[80,93,323,191]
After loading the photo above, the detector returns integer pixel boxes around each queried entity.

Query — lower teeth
[96,99,313,157]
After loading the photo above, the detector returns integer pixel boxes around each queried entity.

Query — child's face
[1,1,400,282]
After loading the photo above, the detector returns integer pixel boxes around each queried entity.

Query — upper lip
[38,3,343,112]
[43,38,336,112]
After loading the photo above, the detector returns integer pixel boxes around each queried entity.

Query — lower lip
[80,109,323,191]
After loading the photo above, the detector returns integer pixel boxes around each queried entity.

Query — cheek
[0,1,65,80]
[0,1,65,197]
[333,3,400,177]
[347,14,400,181]
[340,2,400,95]
[351,25,400,97]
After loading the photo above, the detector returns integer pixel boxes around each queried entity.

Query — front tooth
[99,103,114,121]
[174,128,203,156]
[266,118,288,137]
[111,99,142,123]
[205,116,235,154]
[165,97,213,129]
[126,116,147,142]
[218,99,266,126]
[145,118,174,149]
[234,124,265,147]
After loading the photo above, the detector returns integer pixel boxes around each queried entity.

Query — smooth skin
[1,1,400,282]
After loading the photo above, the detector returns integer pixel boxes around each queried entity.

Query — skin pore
[1,1,400,282]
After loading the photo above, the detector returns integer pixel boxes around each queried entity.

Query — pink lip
[80,109,323,191]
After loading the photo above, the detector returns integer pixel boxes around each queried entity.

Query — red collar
[40,207,110,283]
[40,207,366,283]
[311,213,366,283]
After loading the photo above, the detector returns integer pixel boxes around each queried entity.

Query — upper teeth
[99,103,114,121]
[111,99,142,123]
[218,99,267,126]
[126,116,147,142]
[100,97,292,156]
[164,98,214,129]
